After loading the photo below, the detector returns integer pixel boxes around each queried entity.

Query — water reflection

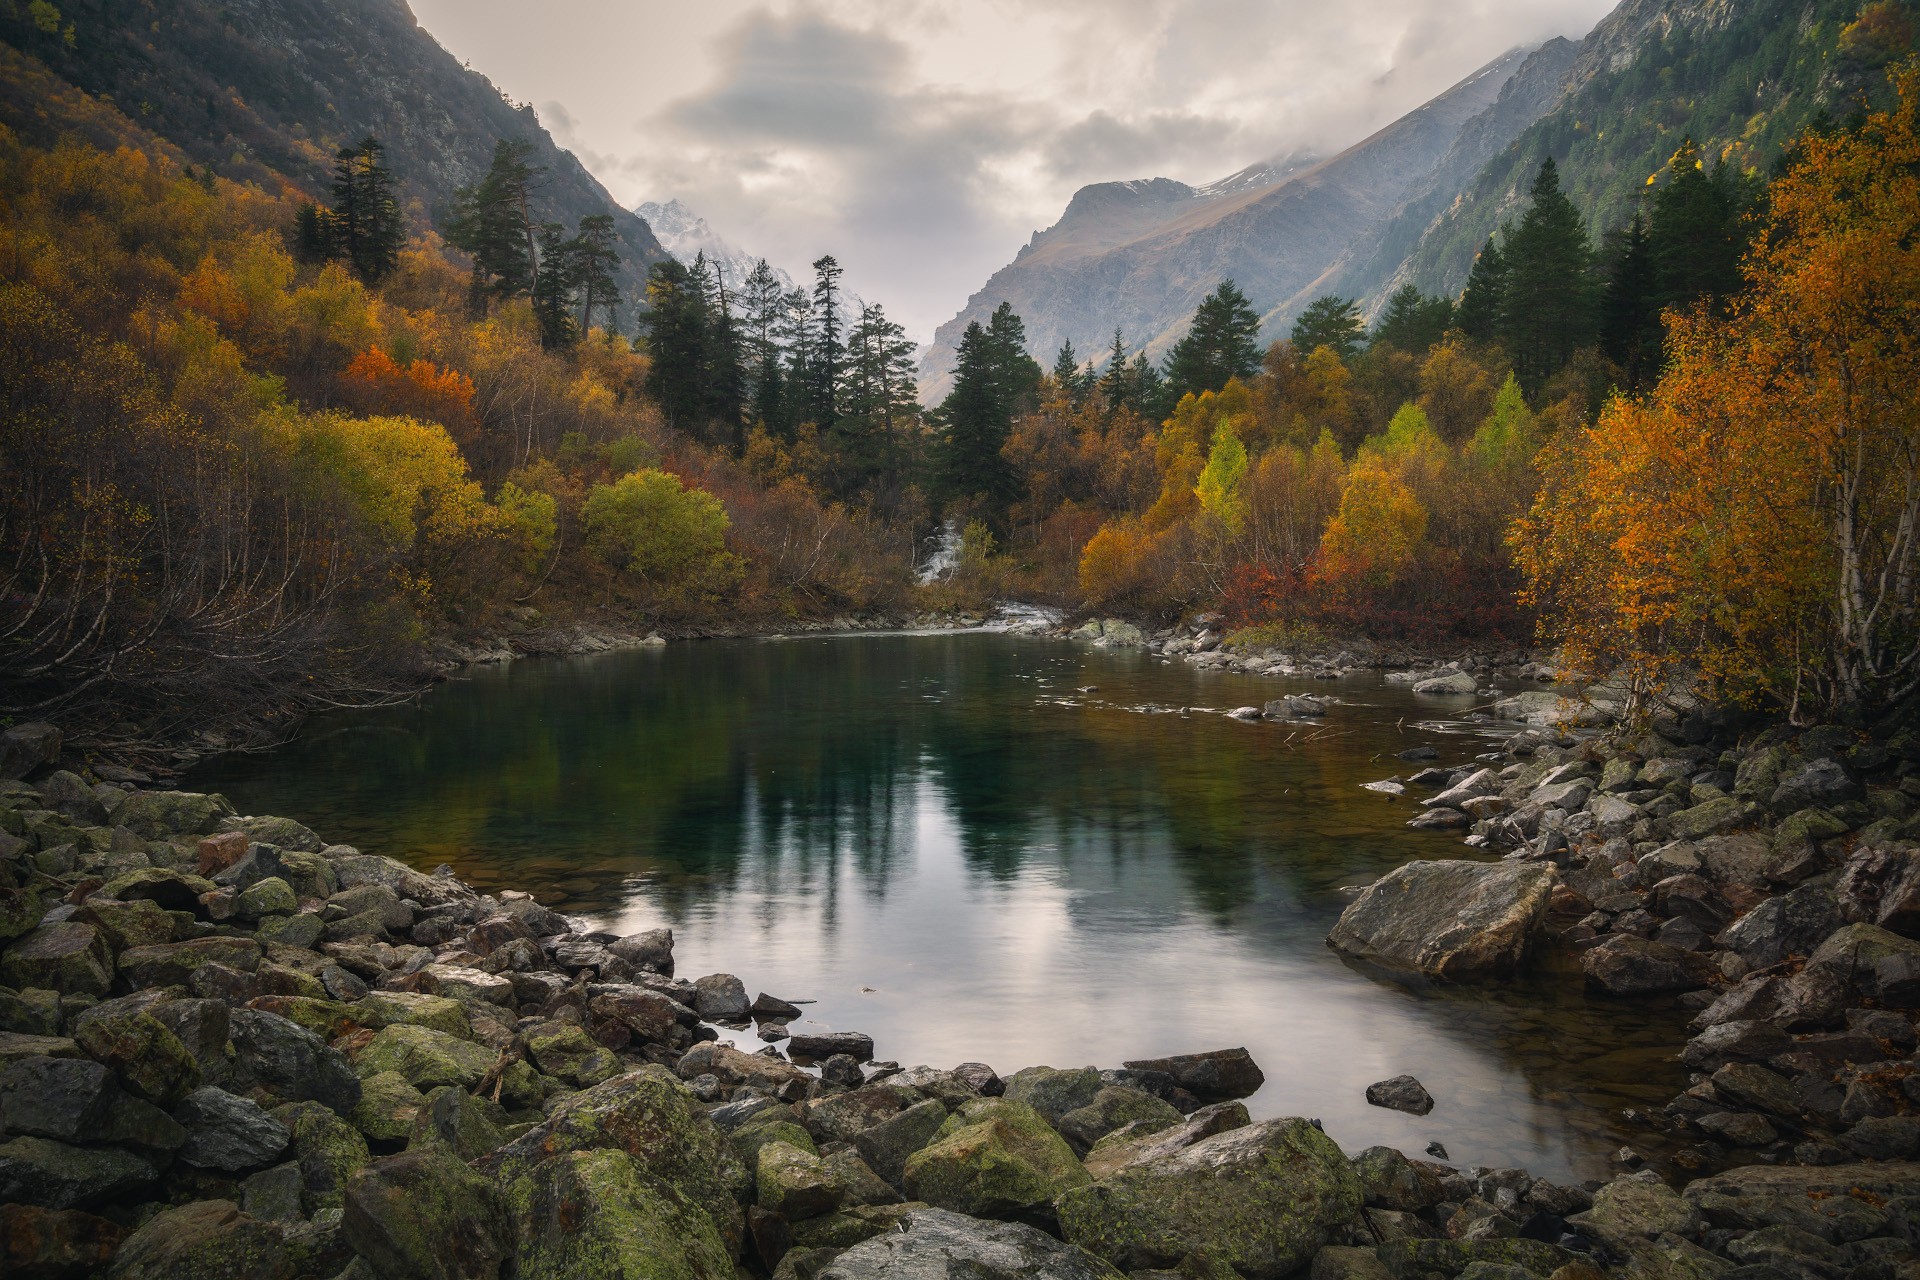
[194,633,1689,1181]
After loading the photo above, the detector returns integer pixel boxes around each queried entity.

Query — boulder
[1770,759,1859,813]
[1002,1065,1102,1123]
[405,1085,501,1162]
[275,1098,372,1212]
[1055,1086,1183,1154]
[1412,671,1478,696]
[0,1203,125,1278]
[1118,1048,1263,1102]
[1056,1118,1361,1278]
[693,973,751,1020]
[0,722,60,779]
[106,1198,293,1280]
[1666,796,1757,841]
[606,927,674,973]
[480,1068,750,1257]
[787,1030,875,1063]
[1582,936,1717,995]
[1718,878,1842,967]
[0,1055,120,1142]
[805,1085,912,1145]
[354,1024,495,1091]
[348,1071,429,1145]
[1364,1075,1434,1115]
[226,815,324,853]
[342,1147,514,1280]
[1081,1101,1250,1180]
[174,1086,290,1171]
[1805,922,1920,1006]
[1567,1174,1702,1252]
[817,1208,1121,1280]
[116,937,262,988]
[852,1098,950,1191]
[1327,861,1556,977]
[512,1148,732,1280]
[0,923,113,996]
[351,991,471,1039]
[523,1023,622,1087]
[759,1140,847,1220]
[902,1098,1089,1220]
[73,1010,201,1106]
[0,1135,155,1209]
[114,791,234,840]
[229,1009,361,1114]
[1683,1161,1920,1237]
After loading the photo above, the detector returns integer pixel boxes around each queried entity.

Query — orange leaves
[340,346,477,437]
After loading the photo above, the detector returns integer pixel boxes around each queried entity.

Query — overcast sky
[411,0,1618,341]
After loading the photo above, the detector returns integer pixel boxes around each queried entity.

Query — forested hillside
[1392,0,1905,298]
[0,0,668,319]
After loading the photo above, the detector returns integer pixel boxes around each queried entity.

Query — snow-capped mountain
[635,199,793,294]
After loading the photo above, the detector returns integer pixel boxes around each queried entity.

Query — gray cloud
[409,0,1621,340]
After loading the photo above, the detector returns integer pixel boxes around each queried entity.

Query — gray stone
[1582,935,1715,995]
[693,972,751,1020]
[1365,1075,1434,1115]
[1118,1048,1263,1102]
[0,1135,155,1208]
[818,1207,1121,1280]
[0,723,60,779]
[1328,861,1556,977]
[175,1086,292,1171]
[1771,759,1859,813]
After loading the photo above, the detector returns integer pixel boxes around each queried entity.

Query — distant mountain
[0,0,668,323]
[1388,0,1888,302]
[920,47,1541,396]
[637,199,795,294]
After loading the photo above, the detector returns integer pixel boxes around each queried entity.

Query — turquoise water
[192,631,1689,1181]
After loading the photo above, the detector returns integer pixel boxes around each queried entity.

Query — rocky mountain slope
[637,199,795,294]
[1388,0,1883,300]
[0,0,667,321]
[919,46,1539,394]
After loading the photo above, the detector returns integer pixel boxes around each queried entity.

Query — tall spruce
[1599,212,1660,390]
[939,302,1041,516]
[697,254,746,449]
[1369,285,1454,353]
[327,136,404,282]
[640,258,711,435]
[808,255,844,432]
[1163,280,1262,401]
[1454,234,1507,342]
[838,301,920,495]
[571,214,621,335]
[740,260,787,434]
[531,222,579,349]
[1497,159,1595,394]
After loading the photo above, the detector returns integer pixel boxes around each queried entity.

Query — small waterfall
[917,518,962,584]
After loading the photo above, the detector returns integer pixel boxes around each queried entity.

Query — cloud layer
[412,0,1619,341]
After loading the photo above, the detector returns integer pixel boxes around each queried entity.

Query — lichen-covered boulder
[903,1099,1089,1220]
[350,991,471,1039]
[480,1068,750,1257]
[1056,1117,1361,1279]
[0,1135,157,1209]
[114,791,234,841]
[735,1110,819,1166]
[74,1010,201,1106]
[1082,1101,1250,1180]
[758,1140,847,1220]
[1056,1086,1183,1154]
[523,1023,622,1087]
[407,1085,503,1162]
[1327,861,1556,978]
[116,937,262,989]
[354,1024,495,1091]
[1002,1066,1102,1124]
[512,1147,732,1280]
[1,922,113,996]
[273,1099,371,1212]
[343,1147,514,1280]
[106,1198,293,1280]
[348,1070,428,1144]
[852,1097,949,1191]
[819,1207,1121,1280]
[70,898,174,952]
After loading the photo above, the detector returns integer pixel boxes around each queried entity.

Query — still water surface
[193,632,1689,1182]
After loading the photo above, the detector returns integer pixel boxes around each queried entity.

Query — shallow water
[191,632,1690,1182]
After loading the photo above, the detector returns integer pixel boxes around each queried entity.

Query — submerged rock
[1327,861,1556,977]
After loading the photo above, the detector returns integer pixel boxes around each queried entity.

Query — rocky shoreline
[2,669,1918,1278]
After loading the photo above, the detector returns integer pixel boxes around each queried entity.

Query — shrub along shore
[3,629,1920,1279]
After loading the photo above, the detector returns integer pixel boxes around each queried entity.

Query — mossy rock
[496,1058,549,1111]
[116,937,262,989]
[512,1147,733,1280]
[1,923,113,997]
[903,1098,1089,1219]
[408,1084,505,1161]
[353,1024,494,1091]
[349,991,472,1039]
[71,898,174,952]
[114,792,235,841]
[758,1139,846,1220]
[734,1111,818,1166]
[246,996,353,1040]
[347,1070,428,1145]
[789,1202,921,1250]
[1056,1118,1360,1280]
[271,1099,370,1214]
[482,1068,750,1258]
[105,1198,294,1280]
[73,1011,200,1106]
[234,877,297,920]
[1001,1065,1102,1124]
[342,1147,514,1280]
[1056,1086,1182,1155]
[523,1024,622,1088]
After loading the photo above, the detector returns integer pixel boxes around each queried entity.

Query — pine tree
[1497,158,1596,394]
[640,258,711,435]
[1097,329,1131,413]
[1648,140,1749,316]
[294,202,334,265]
[1163,280,1262,401]
[1288,295,1365,361]
[328,136,404,283]
[838,302,919,494]
[1051,339,1081,397]
[446,139,543,309]
[938,303,1041,517]
[1599,212,1660,390]
[571,214,621,335]
[1369,285,1454,354]
[778,286,815,434]
[1127,352,1169,423]
[531,222,580,349]
[697,254,746,449]
[740,260,787,433]
[809,255,844,432]
[1454,234,1507,342]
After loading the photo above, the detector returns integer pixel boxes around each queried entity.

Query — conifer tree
[740,260,787,433]
[531,222,579,349]
[939,303,1041,516]
[698,254,746,449]
[1369,285,1454,353]
[328,136,404,283]
[809,255,844,432]
[1288,295,1365,361]
[1163,280,1262,401]
[571,214,621,334]
[446,139,543,310]
[1648,140,1749,315]
[1454,234,1507,342]
[294,202,334,265]
[1497,158,1595,394]
[640,258,711,434]
[1051,339,1082,397]
[1599,212,1659,390]
[1098,329,1131,412]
